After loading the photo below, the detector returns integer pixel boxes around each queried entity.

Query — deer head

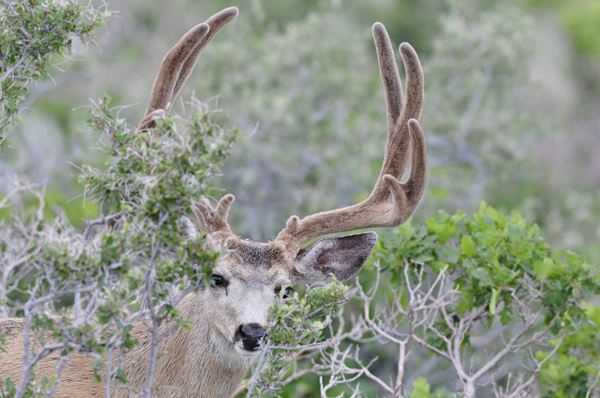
[138,7,426,360]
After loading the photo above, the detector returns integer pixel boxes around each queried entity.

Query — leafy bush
[255,203,600,397]
[0,92,238,396]
[0,0,109,138]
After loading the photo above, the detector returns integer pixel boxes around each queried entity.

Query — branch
[587,368,600,398]
[82,211,125,240]
[506,336,564,398]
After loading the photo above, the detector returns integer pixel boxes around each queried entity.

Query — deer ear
[291,232,378,284]
[165,216,200,260]
[179,215,199,240]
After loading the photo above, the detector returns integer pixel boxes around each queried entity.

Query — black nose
[235,323,267,351]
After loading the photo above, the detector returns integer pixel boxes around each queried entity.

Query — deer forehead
[217,240,291,285]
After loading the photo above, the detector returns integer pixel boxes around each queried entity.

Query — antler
[148,12,426,257]
[273,22,427,256]
[137,7,239,131]
[189,194,239,248]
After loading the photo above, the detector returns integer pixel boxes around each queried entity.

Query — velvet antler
[137,7,238,131]
[273,22,427,256]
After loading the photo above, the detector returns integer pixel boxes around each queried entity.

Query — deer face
[203,232,377,358]
[206,242,289,357]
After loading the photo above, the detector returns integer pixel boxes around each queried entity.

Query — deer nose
[235,323,267,351]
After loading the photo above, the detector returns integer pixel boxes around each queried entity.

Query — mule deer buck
[0,6,426,398]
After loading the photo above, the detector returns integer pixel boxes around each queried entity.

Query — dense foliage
[0,92,239,396]
[0,0,109,138]
[373,204,600,396]
[246,204,599,397]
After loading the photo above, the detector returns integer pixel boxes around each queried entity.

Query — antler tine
[137,23,209,131]
[399,43,424,122]
[372,23,404,131]
[171,7,239,105]
[274,23,427,256]
[370,40,424,203]
[190,194,238,248]
[403,119,427,206]
[137,7,238,131]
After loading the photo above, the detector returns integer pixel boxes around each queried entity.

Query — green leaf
[507,224,525,240]
[460,235,477,257]
[489,288,499,316]
[456,290,474,315]
[400,288,410,311]
[311,321,324,330]
[426,217,459,244]
[499,307,513,325]
[533,257,567,280]
[410,377,432,398]
[564,250,584,272]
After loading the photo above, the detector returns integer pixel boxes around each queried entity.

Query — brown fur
[0,295,253,397]
[119,293,252,398]
[0,319,104,397]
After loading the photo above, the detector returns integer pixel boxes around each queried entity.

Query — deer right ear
[180,215,199,240]
[291,232,378,284]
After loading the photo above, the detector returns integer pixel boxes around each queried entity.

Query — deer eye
[275,286,294,299]
[210,274,228,288]
[283,286,294,299]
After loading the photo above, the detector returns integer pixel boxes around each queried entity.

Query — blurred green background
[2,0,600,262]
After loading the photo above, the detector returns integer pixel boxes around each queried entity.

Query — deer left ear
[291,232,378,284]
